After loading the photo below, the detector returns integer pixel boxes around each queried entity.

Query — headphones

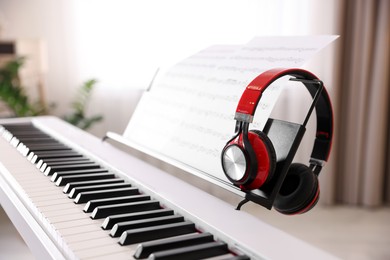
[221,68,333,215]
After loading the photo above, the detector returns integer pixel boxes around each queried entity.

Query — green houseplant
[0,57,103,130]
[63,79,103,130]
[0,57,45,116]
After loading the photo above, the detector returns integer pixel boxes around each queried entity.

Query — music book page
[123,36,338,182]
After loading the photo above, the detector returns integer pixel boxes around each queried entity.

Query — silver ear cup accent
[222,145,247,181]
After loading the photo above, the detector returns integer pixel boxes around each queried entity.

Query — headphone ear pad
[248,130,277,186]
[274,163,319,215]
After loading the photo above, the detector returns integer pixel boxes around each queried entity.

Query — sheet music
[123,36,338,182]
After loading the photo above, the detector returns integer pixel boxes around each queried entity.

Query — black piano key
[118,221,196,245]
[134,232,214,259]
[27,145,72,152]
[34,152,83,160]
[40,157,90,164]
[42,159,93,168]
[91,200,160,219]
[17,137,58,143]
[102,209,174,230]
[42,161,95,175]
[37,139,64,143]
[63,178,125,194]
[33,150,78,156]
[11,134,51,139]
[75,187,140,205]
[23,142,64,147]
[3,127,44,133]
[84,194,151,213]
[148,241,229,260]
[45,162,102,176]
[56,172,116,186]
[68,183,133,199]
[110,214,184,237]
[51,169,109,182]
[221,255,250,260]
[36,158,89,169]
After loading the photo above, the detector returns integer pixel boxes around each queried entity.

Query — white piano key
[27,151,34,161]
[23,184,61,193]
[40,163,47,172]
[75,243,132,259]
[40,202,79,213]
[54,218,96,229]
[36,160,44,169]
[17,143,28,155]
[30,198,69,209]
[31,154,38,163]
[17,177,54,185]
[58,223,104,236]
[16,143,26,155]
[48,212,90,224]
[14,170,48,178]
[4,131,13,141]
[87,251,133,260]
[63,230,109,243]
[27,189,63,197]
[42,207,83,218]
[68,236,118,251]
[33,198,72,207]
[43,167,51,175]
[2,161,36,169]
[23,147,30,157]
[10,136,19,147]
[28,193,66,201]
[7,159,40,169]
[14,176,49,184]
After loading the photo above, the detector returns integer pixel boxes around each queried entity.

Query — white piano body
[0,116,337,259]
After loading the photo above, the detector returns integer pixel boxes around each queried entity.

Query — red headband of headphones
[234,68,333,162]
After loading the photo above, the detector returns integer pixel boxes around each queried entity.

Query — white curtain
[273,0,390,207]
[332,0,390,206]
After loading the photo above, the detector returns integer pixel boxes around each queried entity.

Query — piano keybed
[0,123,249,260]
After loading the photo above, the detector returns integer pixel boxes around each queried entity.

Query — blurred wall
[0,0,340,138]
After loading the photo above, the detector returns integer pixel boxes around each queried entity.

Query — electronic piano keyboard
[0,116,336,259]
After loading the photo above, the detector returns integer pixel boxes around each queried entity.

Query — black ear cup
[274,163,319,215]
[249,130,277,185]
